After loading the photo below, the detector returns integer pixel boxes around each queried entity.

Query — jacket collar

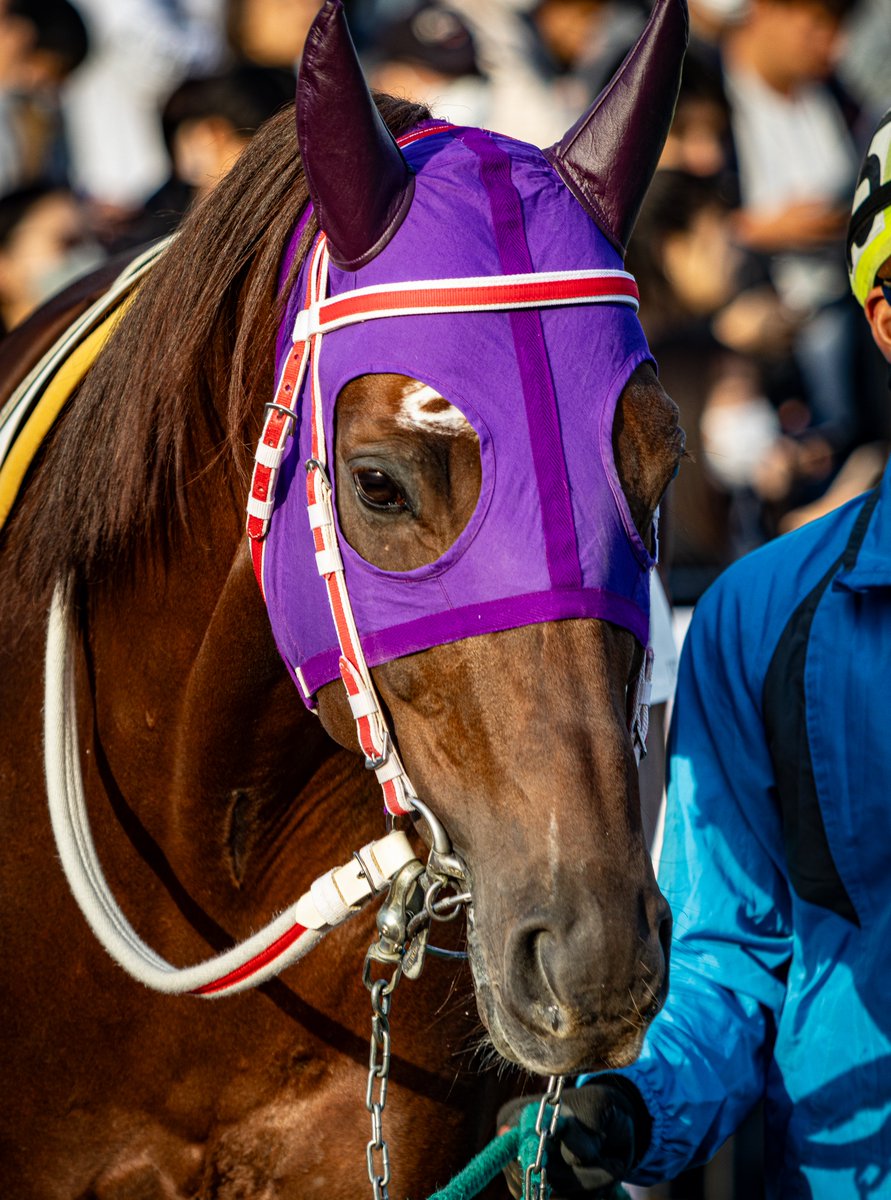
[834,456,891,591]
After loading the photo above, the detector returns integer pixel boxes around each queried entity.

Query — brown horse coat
[0,84,683,1197]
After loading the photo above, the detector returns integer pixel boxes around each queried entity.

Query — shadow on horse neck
[0,97,682,1197]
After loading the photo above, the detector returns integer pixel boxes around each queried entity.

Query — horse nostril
[657,906,672,968]
[512,919,593,1023]
[529,927,558,997]
[646,903,672,1012]
[505,921,563,1020]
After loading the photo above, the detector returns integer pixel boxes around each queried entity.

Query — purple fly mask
[256,0,687,709]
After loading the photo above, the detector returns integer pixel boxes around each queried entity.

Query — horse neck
[74,462,382,939]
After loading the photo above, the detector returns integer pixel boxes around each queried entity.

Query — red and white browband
[246,236,646,818]
[290,268,639,341]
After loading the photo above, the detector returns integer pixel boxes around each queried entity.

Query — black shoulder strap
[761,489,880,927]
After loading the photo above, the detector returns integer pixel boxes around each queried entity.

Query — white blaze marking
[549,810,559,899]
[396,382,473,436]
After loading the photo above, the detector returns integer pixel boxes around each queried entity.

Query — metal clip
[400,925,430,980]
[364,940,404,978]
[426,846,469,885]
[373,858,425,953]
[408,794,455,860]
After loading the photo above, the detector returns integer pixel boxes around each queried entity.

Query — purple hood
[262,123,655,705]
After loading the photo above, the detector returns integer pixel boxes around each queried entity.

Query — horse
[0,1,687,1195]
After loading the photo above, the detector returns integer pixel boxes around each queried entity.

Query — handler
[506,107,891,1199]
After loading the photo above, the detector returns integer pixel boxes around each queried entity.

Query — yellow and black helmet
[847,108,891,307]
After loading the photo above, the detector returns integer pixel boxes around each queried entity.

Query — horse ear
[544,0,688,256]
[296,0,414,270]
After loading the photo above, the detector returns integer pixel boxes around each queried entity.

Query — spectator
[225,0,318,68]
[838,0,891,117]
[0,182,102,331]
[686,0,747,45]
[657,41,732,179]
[628,169,799,595]
[367,2,486,124]
[62,0,226,217]
[369,0,570,146]
[120,63,294,246]
[531,0,648,95]
[723,0,862,448]
[0,0,88,193]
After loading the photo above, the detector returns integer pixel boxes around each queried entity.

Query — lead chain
[524,1074,566,1200]
[362,854,471,1199]
[366,970,401,1200]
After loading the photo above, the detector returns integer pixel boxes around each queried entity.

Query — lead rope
[425,1075,604,1200]
[425,1075,630,1200]
[43,584,423,997]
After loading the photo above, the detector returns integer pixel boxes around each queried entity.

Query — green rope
[426,1125,519,1200]
[426,1101,631,1200]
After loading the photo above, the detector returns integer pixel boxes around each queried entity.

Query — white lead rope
[44,583,418,997]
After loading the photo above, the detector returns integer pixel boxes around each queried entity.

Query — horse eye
[352,468,411,513]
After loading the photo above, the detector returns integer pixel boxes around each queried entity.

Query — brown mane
[10,95,430,603]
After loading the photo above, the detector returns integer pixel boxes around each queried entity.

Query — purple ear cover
[297,0,688,264]
[296,0,415,269]
[545,0,689,254]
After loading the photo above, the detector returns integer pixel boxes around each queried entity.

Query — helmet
[847,108,891,307]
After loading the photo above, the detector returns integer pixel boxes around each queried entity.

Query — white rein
[43,583,418,997]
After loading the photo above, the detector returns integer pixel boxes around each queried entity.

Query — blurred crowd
[1,0,890,602]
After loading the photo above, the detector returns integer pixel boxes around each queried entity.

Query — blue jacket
[600,463,891,1197]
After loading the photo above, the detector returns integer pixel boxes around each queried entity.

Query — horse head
[258,0,687,1076]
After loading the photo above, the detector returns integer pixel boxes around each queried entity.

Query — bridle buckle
[364,731,391,772]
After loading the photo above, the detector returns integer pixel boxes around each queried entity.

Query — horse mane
[10,95,430,604]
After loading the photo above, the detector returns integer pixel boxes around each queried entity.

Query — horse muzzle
[466,875,671,1075]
